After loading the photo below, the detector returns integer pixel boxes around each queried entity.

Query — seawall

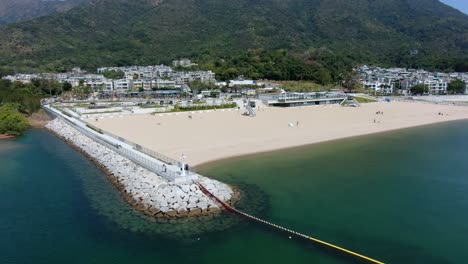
[46,118,238,218]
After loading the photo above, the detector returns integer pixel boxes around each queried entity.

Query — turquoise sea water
[1,122,468,264]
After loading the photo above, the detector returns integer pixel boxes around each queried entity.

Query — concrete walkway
[43,104,197,183]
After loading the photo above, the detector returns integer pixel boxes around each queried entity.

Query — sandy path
[87,102,468,166]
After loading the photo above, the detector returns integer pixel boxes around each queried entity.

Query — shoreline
[0,134,16,140]
[46,118,240,219]
[28,109,53,128]
[87,101,468,167]
[196,118,468,169]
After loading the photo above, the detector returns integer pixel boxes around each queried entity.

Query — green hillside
[0,0,88,25]
[0,0,467,76]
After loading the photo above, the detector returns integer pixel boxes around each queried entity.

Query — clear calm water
[1,122,468,264]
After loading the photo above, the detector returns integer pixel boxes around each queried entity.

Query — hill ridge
[0,0,467,74]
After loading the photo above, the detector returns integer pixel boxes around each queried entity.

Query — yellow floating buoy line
[305,235,384,264]
[196,182,385,264]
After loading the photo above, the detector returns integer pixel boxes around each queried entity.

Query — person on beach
[296,121,299,127]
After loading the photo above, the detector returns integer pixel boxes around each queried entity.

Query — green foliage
[0,0,87,25]
[0,80,44,114]
[0,0,466,73]
[353,96,377,103]
[0,67,14,77]
[62,81,73,91]
[188,80,216,94]
[168,103,237,113]
[73,83,91,99]
[448,80,466,94]
[30,78,63,96]
[102,70,124,80]
[0,103,29,136]
[280,81,332,92]
[411,84,429,95]
[200,49,354,85]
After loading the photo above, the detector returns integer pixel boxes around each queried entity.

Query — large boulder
[197,201,208,211]
[181,185,190,193]
[187,202,198,209]
[188,196,198,204]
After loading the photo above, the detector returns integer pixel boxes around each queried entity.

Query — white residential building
[172,58,197,68]
[229,80,257,87]
[173,71,215,84]
[424,79,448,95]
[363,81,393,94]
[113,79,132,91]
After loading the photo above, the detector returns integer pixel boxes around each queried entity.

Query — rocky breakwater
[46,118,237,218]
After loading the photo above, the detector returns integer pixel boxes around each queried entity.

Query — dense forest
[0,77,67,114]
[0,0,466,75]
[0,0,88,25]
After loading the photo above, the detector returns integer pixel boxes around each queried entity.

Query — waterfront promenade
[43,104,196,183]
[43,104,235,218]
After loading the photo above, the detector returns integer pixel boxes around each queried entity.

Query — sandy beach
[0,134,15,140]
[87,101,468,166]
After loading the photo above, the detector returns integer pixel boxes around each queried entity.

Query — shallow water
[1,121,468,264]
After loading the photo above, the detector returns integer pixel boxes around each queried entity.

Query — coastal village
[19,54,466,220]
[2,0,468,263]
[358,66,468,95]
[3,59,468,97]
[2,59,468,228]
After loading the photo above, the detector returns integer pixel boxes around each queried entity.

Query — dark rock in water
[147,207,160,216]
[136,204,146,211]
[166,210,177,217]
[177,209,188,217]
[188,208,202,216]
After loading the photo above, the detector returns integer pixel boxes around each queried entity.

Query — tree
[314,68,332,85]
[30,78,62,96]
[0,79,11,90]
[447,80,466,95]
[0,103,29,136]
[411,84,428,95]
[0,68,13,78]
[188,80,216,91]
[62,81,73,92]
[102,70,125,80]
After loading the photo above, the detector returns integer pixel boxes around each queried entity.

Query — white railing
[82,121,188,169]
[42,105,189,182]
